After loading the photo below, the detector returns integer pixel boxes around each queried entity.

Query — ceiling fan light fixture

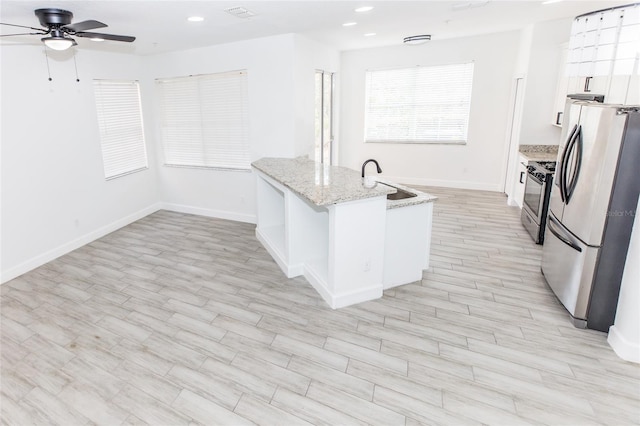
[42,35,75,50]
[404,35,431,45]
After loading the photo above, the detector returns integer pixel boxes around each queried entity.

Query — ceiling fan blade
[76,31,135,42]
[63,20,107,32]
[1,22,46,31]
[0,32,47,37]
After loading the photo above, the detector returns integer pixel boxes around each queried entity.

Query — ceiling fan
[0,8,135,50]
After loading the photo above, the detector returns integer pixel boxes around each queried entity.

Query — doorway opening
[315,70,334,165]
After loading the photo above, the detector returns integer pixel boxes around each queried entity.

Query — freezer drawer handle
[548,216,582,253]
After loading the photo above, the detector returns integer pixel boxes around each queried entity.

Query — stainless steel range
[521,161,556,244]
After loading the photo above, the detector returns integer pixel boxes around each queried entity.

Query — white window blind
[365,63,474,144]
[93,80,148,179]
[157,70,250,170]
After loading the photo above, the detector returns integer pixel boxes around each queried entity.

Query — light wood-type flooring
[2,186,639,425]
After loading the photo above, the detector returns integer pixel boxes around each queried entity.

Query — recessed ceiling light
[187,16,204,22]
[541,0,563,4]
[364,32,376,37]
[343,22,358,27]
[355,6,374,12]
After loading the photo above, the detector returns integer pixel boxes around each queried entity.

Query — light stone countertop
[519,144,559,162]
[252,157,436,208]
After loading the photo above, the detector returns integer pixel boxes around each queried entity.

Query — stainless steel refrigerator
[541,101,640,332]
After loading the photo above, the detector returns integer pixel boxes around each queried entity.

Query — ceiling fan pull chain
[43,47,52,81]
[73,54,80,82]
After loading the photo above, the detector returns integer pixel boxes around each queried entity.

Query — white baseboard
[161,203,256,224]
[383,175,503,192]
[304,264,335,307]
[608,325,640,364]
[330,285,384,309]
[1,203,163,284]
[304,264,383,309]
[1,202,258,285]
[255,229,303,278]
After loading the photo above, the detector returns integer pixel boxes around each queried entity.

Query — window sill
[366,140,467,145]
[163,164,252,172]
[106,166,149,181]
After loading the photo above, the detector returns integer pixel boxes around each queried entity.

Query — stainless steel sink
[387,188,417,200]
[378,183,417,200]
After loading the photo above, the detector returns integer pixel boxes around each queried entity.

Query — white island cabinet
[252,157,436,309]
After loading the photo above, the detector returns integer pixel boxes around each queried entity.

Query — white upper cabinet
[555,3,640,112]
[552,43,569,126]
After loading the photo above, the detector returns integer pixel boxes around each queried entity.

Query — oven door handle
[548,214,582,253]
[527,172,544,185]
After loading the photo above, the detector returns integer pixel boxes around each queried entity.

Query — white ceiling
[0,0,632,55]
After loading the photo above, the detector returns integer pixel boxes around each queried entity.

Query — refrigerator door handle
[559,124,578,203]
[565,127,583,203]
[548,214,582,253]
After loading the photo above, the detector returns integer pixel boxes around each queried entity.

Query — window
[364,63,474,144]
[157,70,250,170]
[315,70,334,165]
[93,80,148,179]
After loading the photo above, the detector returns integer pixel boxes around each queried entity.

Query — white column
[608,195,640,363]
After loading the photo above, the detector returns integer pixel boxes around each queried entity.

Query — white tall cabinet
[552,3,640,123]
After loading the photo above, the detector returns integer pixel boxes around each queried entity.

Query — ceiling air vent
[224,6,256,19]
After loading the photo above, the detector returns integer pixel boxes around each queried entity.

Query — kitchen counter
[519,144,559,162]
[252,157,436,209]
[252,157,435,308]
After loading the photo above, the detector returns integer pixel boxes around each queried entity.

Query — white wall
[514,25,534,76]
[0,33,340,283]
[145,34,339,223]
[1,45,160,282]
[518,18,572,146]
[338,31,519,191]
[505,20,571,201]
[608,195,640,363]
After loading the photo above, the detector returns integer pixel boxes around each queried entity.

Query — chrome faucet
[361,159,382,178]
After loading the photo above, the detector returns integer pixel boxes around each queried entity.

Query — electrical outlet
[364,258,371,272]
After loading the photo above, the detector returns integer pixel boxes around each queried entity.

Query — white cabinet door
[584,75,610,95]
[552,44,569,126]
[608,75,632,104]
[564,4,640,104]
[626,75,640,105]
[513,155,528,209]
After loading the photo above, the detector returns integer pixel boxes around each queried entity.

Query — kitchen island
[252,157,436,308]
